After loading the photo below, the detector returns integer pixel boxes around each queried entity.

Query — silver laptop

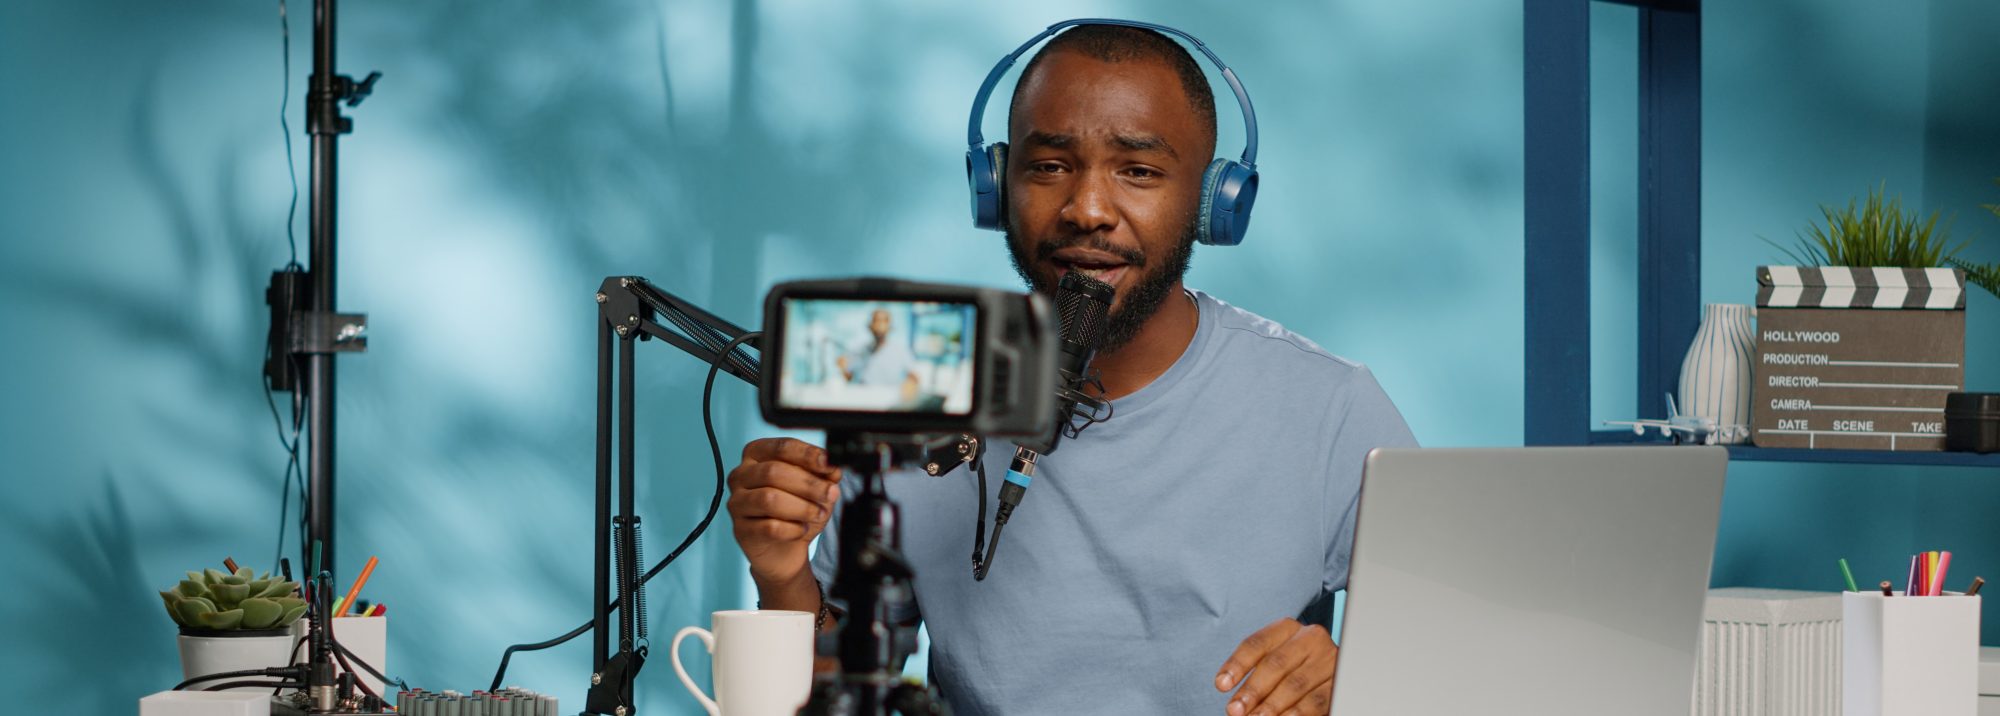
[1331,447,1728,716]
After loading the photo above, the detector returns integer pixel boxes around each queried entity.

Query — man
[835,307,917,387]
[727,24,1415,715]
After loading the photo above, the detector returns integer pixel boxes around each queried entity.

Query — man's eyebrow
[1021,131,1075,149]
[1113,133,1178,159]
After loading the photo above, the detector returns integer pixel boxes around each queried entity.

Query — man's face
[1003,50,1212,353]
[869,309,891,343]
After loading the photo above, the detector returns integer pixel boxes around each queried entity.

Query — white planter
[177,629,294,692]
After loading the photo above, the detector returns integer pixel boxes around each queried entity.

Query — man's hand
[727,438,843,599]
[1214,618,1337,716]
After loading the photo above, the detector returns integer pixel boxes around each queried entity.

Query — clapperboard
[1752,266,1966,450]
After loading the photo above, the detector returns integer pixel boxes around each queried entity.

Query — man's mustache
[1032,234,1148,268]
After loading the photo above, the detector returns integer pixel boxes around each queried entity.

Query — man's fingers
[1248,626,1334,716]
[734,517,808,542]
[1278,679,1332,716]
[1216,619,1298,692]
[731,461,840,510]
[742,437,838,478]
[728,486,829,525]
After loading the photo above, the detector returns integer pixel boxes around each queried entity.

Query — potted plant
[161,566,306,691]
[1752,183,1976,451]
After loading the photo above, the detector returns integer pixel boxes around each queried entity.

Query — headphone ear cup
[1197,158,1228,246]
[1200,160,1259,246]
[989,143,1009,230]
[967,142,1008,231]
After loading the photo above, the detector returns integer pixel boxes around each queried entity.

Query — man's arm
[727,437,843,634]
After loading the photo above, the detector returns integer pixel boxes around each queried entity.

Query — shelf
[1724,446,2000,468]
[1582,431,2000,467]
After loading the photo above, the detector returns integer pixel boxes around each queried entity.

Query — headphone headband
[964,18,1258,168]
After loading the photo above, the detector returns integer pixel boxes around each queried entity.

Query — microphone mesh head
[1055,272,1115,347]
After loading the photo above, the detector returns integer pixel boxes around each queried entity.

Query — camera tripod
[797,432,949,716]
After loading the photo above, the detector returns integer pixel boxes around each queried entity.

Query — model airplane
[1604,394,1749,446]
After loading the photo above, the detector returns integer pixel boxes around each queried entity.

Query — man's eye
[1125,167,1161,179]
[1030,162,1066,175]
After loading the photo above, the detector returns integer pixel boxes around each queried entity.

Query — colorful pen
[1968,577,1985,597]
[1839,558,1859,592]
[338,556,379,618]
[1880,581,1895,597]
[1933,551,1952,597]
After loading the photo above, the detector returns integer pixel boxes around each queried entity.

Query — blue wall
[0,1,1994,713]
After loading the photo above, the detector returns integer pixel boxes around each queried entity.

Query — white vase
[1677,303,1755,443]
[177,629,295,691]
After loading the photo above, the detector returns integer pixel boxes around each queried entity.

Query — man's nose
[1058,170,1118,235]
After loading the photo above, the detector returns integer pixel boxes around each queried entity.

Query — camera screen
[775,298,978,415]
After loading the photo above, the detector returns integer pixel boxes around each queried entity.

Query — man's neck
[1086,282,1198,401]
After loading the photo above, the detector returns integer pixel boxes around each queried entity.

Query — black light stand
[582,277,759,716]
[263,1,379,712]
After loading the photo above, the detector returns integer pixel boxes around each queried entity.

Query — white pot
[177,629,294,692]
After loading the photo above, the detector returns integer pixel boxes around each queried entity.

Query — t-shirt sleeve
[1323,366,1418,593]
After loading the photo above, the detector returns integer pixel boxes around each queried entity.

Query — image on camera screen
[776,298,977,414]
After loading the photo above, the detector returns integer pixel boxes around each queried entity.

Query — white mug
[672,609,815,716]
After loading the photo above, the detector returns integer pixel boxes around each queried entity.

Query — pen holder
[1843,592,1981,716]
[292,615,389,697]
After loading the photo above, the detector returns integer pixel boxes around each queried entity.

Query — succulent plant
[160,566,306,632]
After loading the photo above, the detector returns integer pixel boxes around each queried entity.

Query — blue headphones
[965,18,1261,246]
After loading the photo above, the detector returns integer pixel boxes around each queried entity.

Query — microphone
[975,271,1114,580]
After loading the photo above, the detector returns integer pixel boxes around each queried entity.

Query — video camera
[758,277,1059,438]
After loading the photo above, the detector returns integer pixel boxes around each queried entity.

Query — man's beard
[1006,218,1198,355]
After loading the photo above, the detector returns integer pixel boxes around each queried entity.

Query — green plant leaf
[161,591,187,626]
[272,597,306,612]
[177,597,218,625]
[198,609,246,630]
[203,568,228,585]
[210,582,251,610]
[238,598,284,629]
[1780,182,1961,269]
[177,579,206,598]
[233,566,254,581]
[255,580,296,599]
[279,604,308,627]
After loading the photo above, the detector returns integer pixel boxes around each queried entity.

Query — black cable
[333,635,407,693]
[175,666,303,691]
[275,634,310,695]
[205,680,304,692]
[267,0,307,575]
[487,330,760,691]
[970,441,988,572]
[330,640,382,701]
[277,0,300,266]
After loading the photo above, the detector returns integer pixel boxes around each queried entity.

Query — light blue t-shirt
[810,289,1417,714]
[848,336,915,386]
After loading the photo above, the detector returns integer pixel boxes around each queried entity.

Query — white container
[1691,588,1843,716]
[177,630,295,692]
[1843,592,1982,716]
[139,690,270,716]
[292,615,388,697]
[1980,647,2000,716]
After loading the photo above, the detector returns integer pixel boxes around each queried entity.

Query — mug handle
[671,626,720,716]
